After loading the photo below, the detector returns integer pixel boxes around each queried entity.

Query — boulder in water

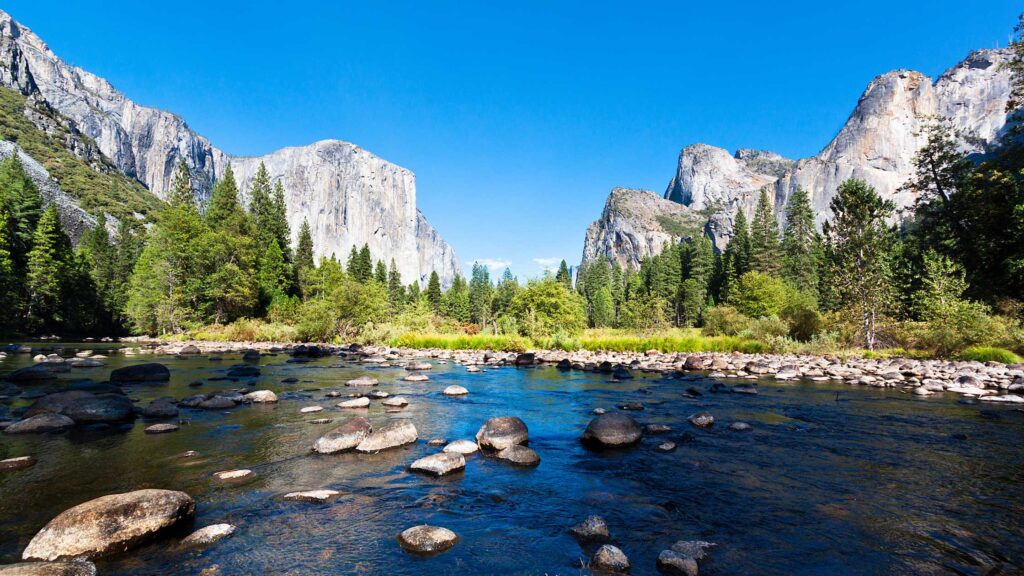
[282,490,341,503]
[443,385,468,396]
[313,417,372,454]
[243,390,278,403]
[179,524,234,548]
[0,561,97,575]
[591,544,630,573]
[570,515,609,543]
[688,412,714,428]
[475,416,529,450]
[582,413,643,448]
[0,456,37,472]
[21,489,194,561]
[397,525,458,555]
[656,550,698,576]
[337,397,369,409]
[410,452,466,476]
[495,445,540,467]
[109,363,170,383]
[356,420,417,452]
[443,440,479,454]
[4,414,75,434]
[141,398,178,419]
[5,363,70,383]
[62,394,134,423]
[346,376,378,387]
[144,423,179,434]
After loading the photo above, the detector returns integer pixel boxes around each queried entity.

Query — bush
[913,300,1002,357]
[701,305,751,336]
[732,272,790,318]
[740,316,789,341]
[508,277,587,338]
[958,346,1023,364]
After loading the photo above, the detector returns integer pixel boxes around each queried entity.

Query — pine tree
[25,207,76,332]
[730,207,752,279]
[0,153,43,270]
[258,240,290,302]
[271,180,291,262]
[374,260,387,284]
[0,204,16,331]
[407,280,421,303]
[346,246,359,276]
[555,259,572,289]
[357,244,373,282]
[823,179,896,350]
[248,162,274,250]
[591,286,615,327]
[443,274,471,322]
[387,259,404,316]
[749,187,782,275]
[426,271,442,311]
[168,159,196,209]
[468,263,493,325]
[781,187,820,292]
[492,268,519,318]
[205,164,249,235]
[295,218,314,272]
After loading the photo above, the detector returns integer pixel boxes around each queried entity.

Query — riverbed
[1,345,1023,575]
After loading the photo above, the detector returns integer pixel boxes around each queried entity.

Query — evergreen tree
[374,260,388,284]
[0,204,16,331]
[555,259,572,289]
[591,286,615,328]
[730,207,752,278]
[387,259,404,316]
[426,271,442,311]
[168,159,196,208]
[443,274,471,322]
[258,240,290,302]
[346,246,359,277]
[749,187,782,275]
[822,179,896,350]
[468,263,493,325]
[357,244,373,282]
[25,207,77,332]
[0,153,43,271]
[492,268,519,319]
[205,164,249,236]
[781,187,820,293]
[295,218,314,272]
[270,180,291,262]
[407,280,421,303]
[248,162,275,250]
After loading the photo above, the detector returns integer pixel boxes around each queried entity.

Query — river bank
[8,338,1023,403]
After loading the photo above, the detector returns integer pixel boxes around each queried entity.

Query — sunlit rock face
[0,10,459,285]
[584,48,1014,265]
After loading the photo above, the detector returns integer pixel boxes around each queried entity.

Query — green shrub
[732,272,790,318]
[740,316,789,341]
[958,346,1023,364]
[701,305,751,336]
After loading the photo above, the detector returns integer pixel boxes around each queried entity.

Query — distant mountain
[0,10,459,286]
[583,48,1014,263]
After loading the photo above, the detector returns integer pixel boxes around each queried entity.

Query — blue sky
[5,1,1020,278]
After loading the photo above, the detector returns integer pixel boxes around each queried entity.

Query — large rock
[22,490,195,561]
[109,363,170,383]
[495,445,540,467]
[4,414,75,434]
[410,452,466,476]
[4,363,70,383]
[570,515,610,543]
[62,394,134,423]
[356,420,418,452]
[0,561,97,576]
[475,416,529,450]
[141,398,179,419]
[591,544,630,573]
[313,417,372,454]
[24,392,95,417]
[397,525,458,555]
[581,413,643,448]
[243,390,278,403]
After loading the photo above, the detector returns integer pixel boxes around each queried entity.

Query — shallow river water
[1,346,1023,575]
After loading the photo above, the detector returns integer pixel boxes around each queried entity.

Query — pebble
[688,412,715,428]
[656,441,677,452]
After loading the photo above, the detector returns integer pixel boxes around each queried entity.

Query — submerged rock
[144,423,179,434]
[313,417,372,454]
[282,490,341,503]
[5,363,70,383]
[346,376,378,387]
[582,413,643,448]
[570,515,610,543]
[109,363,170,383]
[0,456,37,471]
[688,412,714,428]
[212,469,253,481]
[0,561,97,576]
[4,414,75,434]
[729,422,752,432]
[397,525,458,555]
[656,550,698,576]
[22,489,195,561]
[475,416,529,450]
[403,373,429,382]
[62,394,134,423]
[180,524,235,548]
[410,452,466,476]
[141,398,178,419]
[356,420,417,452]
[591,544,630,573]
[495,445,540,467]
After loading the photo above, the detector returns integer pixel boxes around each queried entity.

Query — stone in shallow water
[22,489,194,561]
[299,406,323,413]
[656,549,698,576]
[356,420,417,452]
[0,455,36,471]
[381,396,409,408]
[591,544,630,572]
[688,412,715,428]
[427,438,447,446]
[180,524,235,548]
[144,423,179,434]
[443,440,479,454]
[198,397,235,410]
[337,397,369,409]
[4,414,74,434]
[0,561,97,575]
[282,490,341,503]
[212,469,253,481]
[570,515,609,542]
[314,417,372,454]
[404,373,429,382]
[243,390,278,403]
[397,525,458,555]
[443,385,468,396]
[582,413,643,448]
[475,416,529,450]
[495,445,540,467]
[729,422,752,432]
[346,376,378,387]
[656,441,677,452]
[670,540,715,561]
[405,361,433,371]
[410,452,466,476]
[109,363,169,383]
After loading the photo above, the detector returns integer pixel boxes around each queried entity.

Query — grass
[0,86,161,221]
[390,332,532,353]
[957,346,1023,364]
[190,319,299,343]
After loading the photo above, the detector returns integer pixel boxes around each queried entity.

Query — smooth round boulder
[313,417,372,454]
[0,456,37,472]
[443,385,468,396]
[337,397,369,409]
[656,550,698,576]
[178,345,201,356]
[4,363,70,383]
[198,396,235,410]
[570,515,610,543]
[141,398,178,419]
[405,361,433,371]
[688,412,714,428]
[243,390,278,403]
[495,445,540,467]
[109,363,170,383]
[346,376,378,387]
[24,392,94,418]
[397,525,458,555]
[381,396,409,408]
[410,452,466,476]
[591,544,630,573]
[179,524,234,548]
[22,489,195,561]
[4,414,75,434]
[475,416,529,450]
[0,561,97,576]
[582,413,643,448]
[403,373,429,382]
[443,440,479,455]
[63,394,134,423]
[356,420,418,452]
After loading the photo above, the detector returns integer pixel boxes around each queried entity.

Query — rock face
[0,10,459,286]
[582,48,1015,261]
[22,489,195,561]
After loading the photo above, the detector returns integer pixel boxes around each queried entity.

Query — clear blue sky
[5,1,1020,278]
